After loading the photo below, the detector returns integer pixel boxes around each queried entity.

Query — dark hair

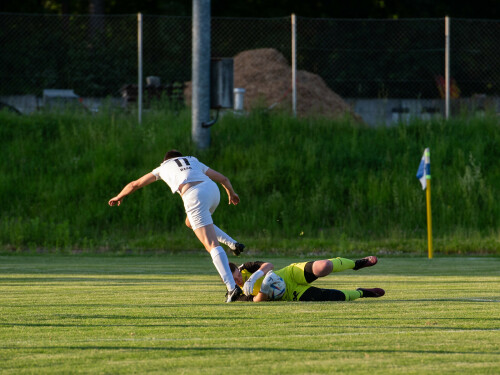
[228,262,238,273]
[163,149,183,161]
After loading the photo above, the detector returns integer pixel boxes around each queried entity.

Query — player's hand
[242,269,264,295]
[243,279,256,295]
[229,192,240,205]
[108,197,122,206]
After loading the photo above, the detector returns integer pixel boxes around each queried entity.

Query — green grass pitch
[0,255,498,374]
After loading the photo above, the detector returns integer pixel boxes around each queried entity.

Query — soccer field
[0,255,498,374]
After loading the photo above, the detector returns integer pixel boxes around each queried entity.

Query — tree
[1,0,498,19]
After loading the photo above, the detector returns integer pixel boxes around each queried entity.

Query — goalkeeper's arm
[242,262,274,295]
[252,270,279,303]
[253,291,269,302]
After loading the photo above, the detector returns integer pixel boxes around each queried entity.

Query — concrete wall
[345,97,500,126]
[0,95,39,114]
[0,95,120,114]
[2,95,498,125]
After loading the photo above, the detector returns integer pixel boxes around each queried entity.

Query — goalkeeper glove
[242,270,264,295]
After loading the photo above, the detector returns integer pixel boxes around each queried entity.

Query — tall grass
[0,106,499,253]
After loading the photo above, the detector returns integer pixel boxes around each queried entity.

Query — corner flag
[416,148,433,259]
[416,148,430,189]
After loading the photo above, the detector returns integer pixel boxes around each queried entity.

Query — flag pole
[426,178,433,258]
[425,149,433,259]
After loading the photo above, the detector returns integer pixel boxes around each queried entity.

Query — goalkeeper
[228,256,384,302]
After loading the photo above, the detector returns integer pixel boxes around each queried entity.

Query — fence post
[137,13,143,124]
[192,0,211,149]
[291,14,297,117]
[445,16,450,119]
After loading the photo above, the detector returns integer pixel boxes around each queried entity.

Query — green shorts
[275,262,312,301]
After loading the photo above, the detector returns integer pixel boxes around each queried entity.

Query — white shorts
[182,180,220,231]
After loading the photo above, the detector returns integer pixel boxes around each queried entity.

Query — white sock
[213,225,237,250]
[210,246,236,291]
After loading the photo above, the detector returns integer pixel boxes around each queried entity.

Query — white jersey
[151,156,211,194]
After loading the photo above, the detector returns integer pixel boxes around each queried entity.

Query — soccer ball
[266,273,286,300]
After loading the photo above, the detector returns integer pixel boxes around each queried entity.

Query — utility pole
[192,0,211,149]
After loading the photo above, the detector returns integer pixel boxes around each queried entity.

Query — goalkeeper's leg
[303,258,356,283]
[299,287,385,301]
[328,256,378,272]
[304,256,378,283]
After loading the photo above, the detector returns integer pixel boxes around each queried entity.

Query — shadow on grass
[0,345,498,356]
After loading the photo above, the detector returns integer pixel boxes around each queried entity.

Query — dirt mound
[185,48,361,120]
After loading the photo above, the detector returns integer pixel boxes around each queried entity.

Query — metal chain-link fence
[0,13,498,117]
[0,13,137,97]
[298,18,444,98]
[451,19,500,98]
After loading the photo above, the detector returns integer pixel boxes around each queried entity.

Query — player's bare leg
[192,223,242,302]
[311,260,334,277]
[192,223,219,251]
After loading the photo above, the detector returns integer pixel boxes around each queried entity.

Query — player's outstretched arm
[108,173,156,206]
[205,168,239,205]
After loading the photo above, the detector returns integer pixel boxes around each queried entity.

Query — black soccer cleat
[231,243,245,256]
[225,285,242,303]
[353,256,378,270]
[357,288,385,298]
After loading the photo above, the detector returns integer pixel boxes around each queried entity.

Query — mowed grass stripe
[0,255,498,374]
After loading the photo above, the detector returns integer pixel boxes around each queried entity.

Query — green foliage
[0,108,499,254]
[0,255,498,374]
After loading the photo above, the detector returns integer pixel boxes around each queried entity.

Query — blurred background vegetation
[0,106,498,255]
[1,0,498,19]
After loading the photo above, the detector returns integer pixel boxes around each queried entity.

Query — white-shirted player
[108,150,244,302]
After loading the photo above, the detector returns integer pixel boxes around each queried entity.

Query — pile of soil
[185,48,361,120]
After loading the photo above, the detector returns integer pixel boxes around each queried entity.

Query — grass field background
[0,254,498,374]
